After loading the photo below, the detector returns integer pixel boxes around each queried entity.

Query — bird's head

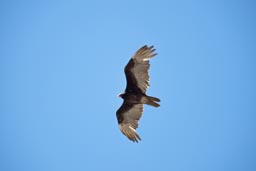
[118,93,125,99]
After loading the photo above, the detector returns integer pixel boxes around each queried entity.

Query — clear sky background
[1,0,256,171]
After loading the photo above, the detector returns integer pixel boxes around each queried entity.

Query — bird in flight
[116,45,160,142]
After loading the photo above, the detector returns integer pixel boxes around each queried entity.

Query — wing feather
[116,103,144,142]
[125,45,157,93]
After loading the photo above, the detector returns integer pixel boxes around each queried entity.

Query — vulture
[116,45,160,142]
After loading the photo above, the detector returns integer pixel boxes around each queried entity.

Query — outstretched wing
[124,45,157,94]
[116,102,144,142]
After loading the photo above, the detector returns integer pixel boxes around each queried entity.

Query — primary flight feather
[116,45,160,143]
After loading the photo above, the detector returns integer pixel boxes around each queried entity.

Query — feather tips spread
[117,104,143,143]
[129,45,157,93]
[118,124,141,143]
[116,45,160,143]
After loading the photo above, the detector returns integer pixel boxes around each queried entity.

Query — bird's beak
[117,93,123,98]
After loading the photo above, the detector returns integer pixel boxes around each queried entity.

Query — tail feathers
[146,100,160,107]
[142,96,160,107]
[147,96,161,102]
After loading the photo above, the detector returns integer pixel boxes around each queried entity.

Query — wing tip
[119,124,142,143]
[133,45,157,61]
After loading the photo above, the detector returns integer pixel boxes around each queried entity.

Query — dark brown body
[116,45,160,142]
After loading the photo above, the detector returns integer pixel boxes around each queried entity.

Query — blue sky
[1,0,256,171]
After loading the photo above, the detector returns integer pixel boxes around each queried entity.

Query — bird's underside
[116,45,160,143]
